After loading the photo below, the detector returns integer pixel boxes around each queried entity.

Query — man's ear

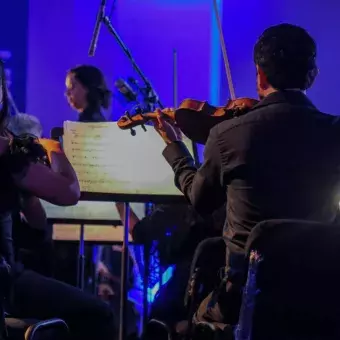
[256,65,269,90]
[305,67,319,89]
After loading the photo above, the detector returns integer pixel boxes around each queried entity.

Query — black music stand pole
[119,202,130,340]
[77,224,85,290]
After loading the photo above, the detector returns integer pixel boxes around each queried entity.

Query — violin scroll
[117,108,176,133]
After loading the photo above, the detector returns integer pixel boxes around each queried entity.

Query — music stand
[83,195,185,337]
[49,217,121,290]
[51,125,200,339]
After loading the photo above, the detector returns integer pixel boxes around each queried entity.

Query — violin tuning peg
[130,128,136,136]
[125,111,132,120]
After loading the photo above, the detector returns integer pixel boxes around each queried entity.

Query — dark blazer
[163,90,340,268]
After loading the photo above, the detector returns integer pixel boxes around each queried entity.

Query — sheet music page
[41,200,145,221]
[63,121,194,196]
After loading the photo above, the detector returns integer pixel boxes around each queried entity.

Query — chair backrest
[236,219,340,340]
[184,237,225,307]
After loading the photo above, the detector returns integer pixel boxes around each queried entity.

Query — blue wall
[220,0,340,115]
[24,0,340,136]
[26,0,220,135]
[0,0,29,112]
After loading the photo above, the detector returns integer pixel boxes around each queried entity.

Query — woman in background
[57,65,112,286]
[65,64,138,335]
[65,64,111,122]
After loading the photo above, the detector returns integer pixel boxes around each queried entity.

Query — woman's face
[65,73,88,111]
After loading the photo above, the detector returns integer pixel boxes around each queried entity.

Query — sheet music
[41,200,145,221]
[63,121,194,196]
[52,224,133,242]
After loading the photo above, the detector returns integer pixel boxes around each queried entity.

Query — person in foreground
[154,23,340,328]
[7,113,53,276]
[0,65,116,339]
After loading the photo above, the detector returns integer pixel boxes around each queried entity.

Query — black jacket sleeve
[132,205,187,244]
[162,128,225,215]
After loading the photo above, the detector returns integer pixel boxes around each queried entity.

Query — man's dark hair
[69,65,112,110]
[254,23,317,90]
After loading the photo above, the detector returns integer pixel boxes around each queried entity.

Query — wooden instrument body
[38,138,63,163]
[117,97,259,144]
[116,0,260,144]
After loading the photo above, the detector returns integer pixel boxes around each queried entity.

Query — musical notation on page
[63,121,194,196]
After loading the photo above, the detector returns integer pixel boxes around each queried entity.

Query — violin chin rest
[175,108,226,145]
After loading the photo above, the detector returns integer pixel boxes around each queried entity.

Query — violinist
[7,113,53,276]
[154,23,340,330]
[0,63,117,339]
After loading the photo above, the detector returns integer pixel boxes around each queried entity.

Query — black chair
[235,219,340,340]
[143,237,226,340]
[184,237,225,336]
[0,256,68,340]
[5,317,68,340]
[142,319,173,340]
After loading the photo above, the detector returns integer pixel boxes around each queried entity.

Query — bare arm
[0,136,80,206]
[8,138,80,206]
[20,195,47,230]
[13,151,80,206]
[115,202,140,235]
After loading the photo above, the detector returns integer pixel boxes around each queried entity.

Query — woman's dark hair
[0,60,9,130]
[254,23,317,90]
[68,65,112,110]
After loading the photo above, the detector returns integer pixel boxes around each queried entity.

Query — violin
[6,133,52,169]
[117,97,258,144]
[38,138,63,163]
[117,0,259,145]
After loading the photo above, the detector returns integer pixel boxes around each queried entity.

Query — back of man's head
[254,23,318,91]
[7,113,43,138]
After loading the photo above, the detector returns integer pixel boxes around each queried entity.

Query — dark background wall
[0,0,29,113]
[220,0,340,115]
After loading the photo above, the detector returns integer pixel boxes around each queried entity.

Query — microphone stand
[99,15,163,340]
[102,16,163,110]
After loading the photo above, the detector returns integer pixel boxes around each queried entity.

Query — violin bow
[173,49,178,108]
[0,60,20,116]
[7,90,20,116]
[212,0,236,100]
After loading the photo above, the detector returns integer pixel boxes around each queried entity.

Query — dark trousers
[194,278,242,330]
[7,270,117,340]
